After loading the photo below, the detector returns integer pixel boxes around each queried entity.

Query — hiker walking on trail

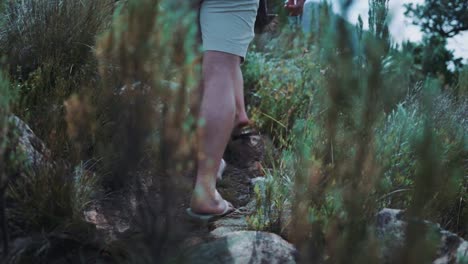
[187,0,258,219]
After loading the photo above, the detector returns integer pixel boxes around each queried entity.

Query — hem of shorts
[202,43,248,60]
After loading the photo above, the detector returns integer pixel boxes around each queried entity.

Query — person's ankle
[193,181,216,200]
[190,185,224,213]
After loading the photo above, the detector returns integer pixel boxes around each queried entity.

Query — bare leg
[234,65,251,127]
[190,51,240,214]
[215,66,248,182]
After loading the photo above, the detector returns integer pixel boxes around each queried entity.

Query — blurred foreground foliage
[0,0,466,263]
[1,0,200,262]
[244,1,467,263]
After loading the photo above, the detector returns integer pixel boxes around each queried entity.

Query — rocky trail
[3,116,468,263]
[82,131,298,263]
[81,129,468,264]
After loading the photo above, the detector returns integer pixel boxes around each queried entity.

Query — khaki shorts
[200,0,259,59]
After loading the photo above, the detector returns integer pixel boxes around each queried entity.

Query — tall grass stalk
[95,0,200,261]
[0,71,15,256]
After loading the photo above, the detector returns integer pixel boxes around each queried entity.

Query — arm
[285,0,305,16]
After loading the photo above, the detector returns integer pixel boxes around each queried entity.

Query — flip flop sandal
[231,125,260,141]
[216,159,226,181]
[186,200,235,222]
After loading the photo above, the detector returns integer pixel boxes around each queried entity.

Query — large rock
[181,231,297,264]
[377,208,468,264]
[9,115,52,171]
[217,166,254,208]
[1,115,56,193]
[218,134,266,208]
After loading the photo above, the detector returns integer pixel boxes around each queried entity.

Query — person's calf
[191,51,239,214]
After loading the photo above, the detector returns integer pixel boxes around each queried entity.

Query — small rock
[84,209,109,230]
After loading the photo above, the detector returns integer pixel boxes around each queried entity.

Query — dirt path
[83,134,265,261]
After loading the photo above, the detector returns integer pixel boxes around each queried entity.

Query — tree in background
[418,35,463,85]
[405,0,466,86]
[368,0,390,54]
[405,0,468,38]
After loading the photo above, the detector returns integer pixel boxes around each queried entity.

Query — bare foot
[190,185,233,215]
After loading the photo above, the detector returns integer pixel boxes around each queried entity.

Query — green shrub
[7,162,97,233]
[375,103,423,207]
[0,0,113,158]
[247,150,294,233]
[243,47,323,147]
[375,87,467,234]
[246,1,466,262]
[0,0,105,256]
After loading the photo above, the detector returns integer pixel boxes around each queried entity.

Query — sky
[323,0,468,61]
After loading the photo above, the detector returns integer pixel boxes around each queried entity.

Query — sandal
[186,200,235,221]
[231,123,259,141]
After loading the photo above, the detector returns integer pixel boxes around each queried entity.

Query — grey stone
[181,231,297,264]
[210,200,257,238]
[9,115,52,171]
[376,208,468,264]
